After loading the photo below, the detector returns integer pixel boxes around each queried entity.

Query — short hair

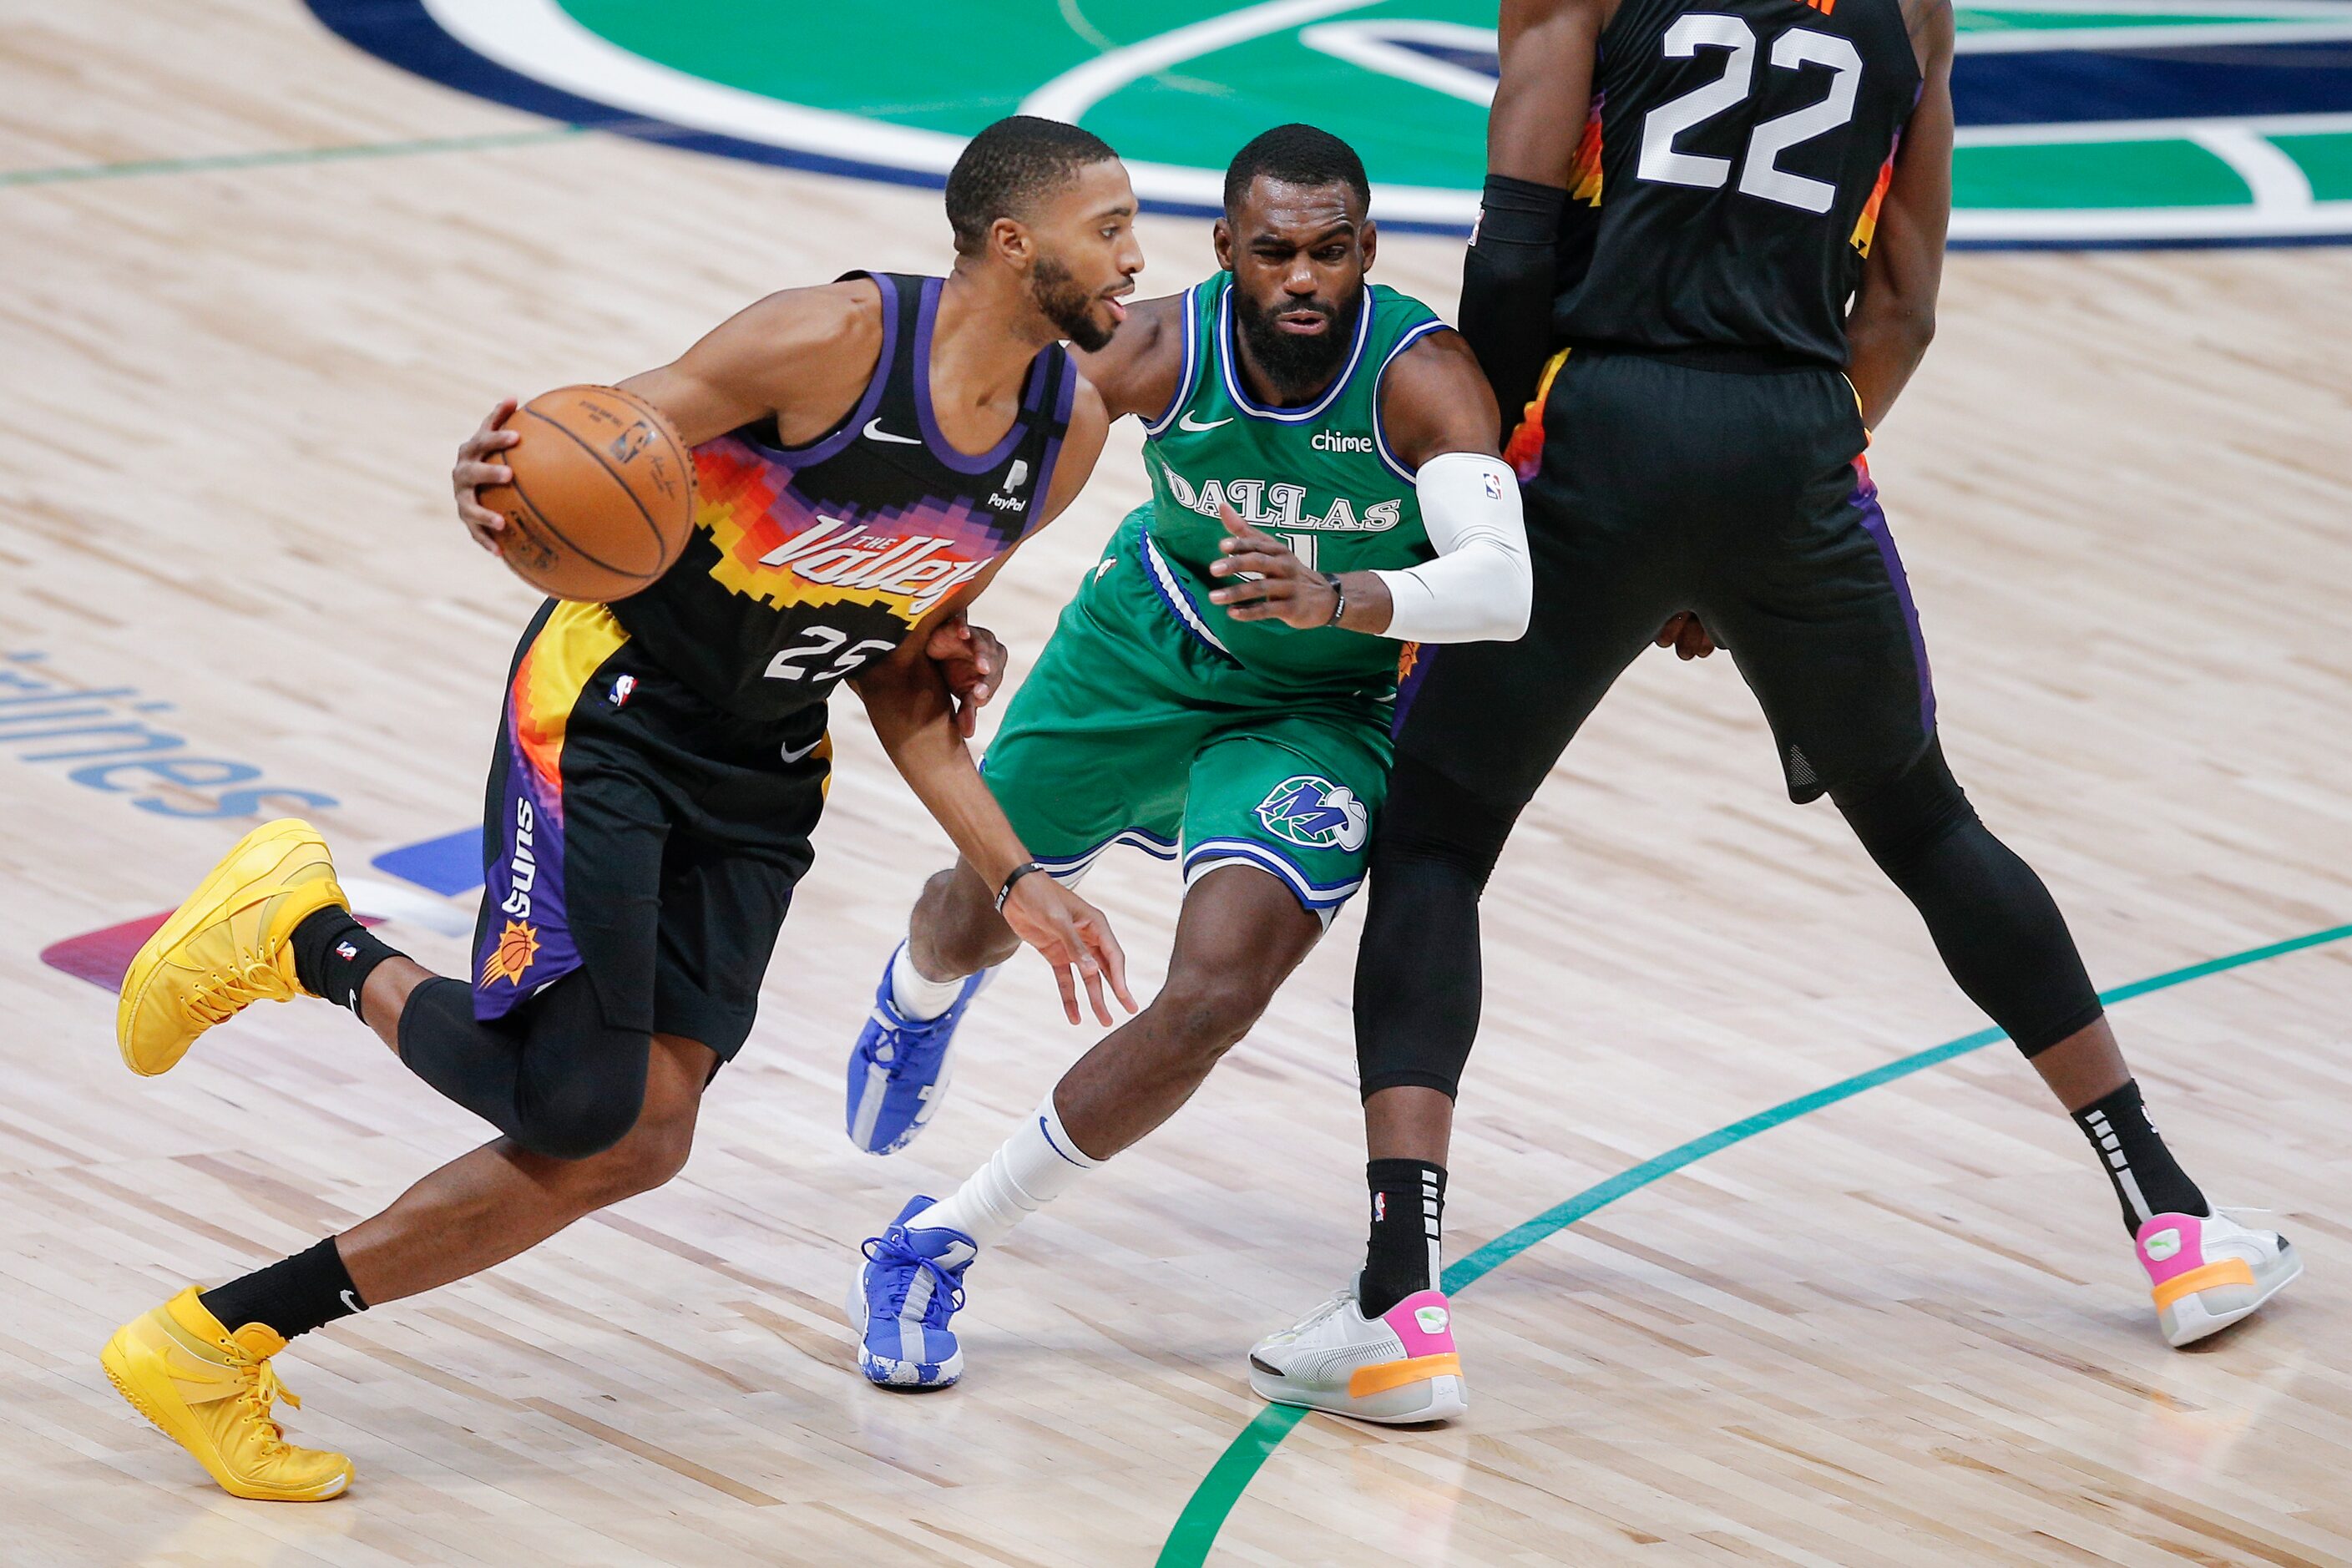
[1223,123,1371,215]
[945,116,1120,255]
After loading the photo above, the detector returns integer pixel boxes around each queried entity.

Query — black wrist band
[1324,573,1348,627]
[995,861,1044,912]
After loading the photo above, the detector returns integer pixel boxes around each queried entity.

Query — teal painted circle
[312,3,2352,241]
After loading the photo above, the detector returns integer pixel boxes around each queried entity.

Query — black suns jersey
[1554,0,1922,367]
[609,271,1077,721]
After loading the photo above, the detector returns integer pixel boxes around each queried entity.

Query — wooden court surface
[3,3,2350,1563]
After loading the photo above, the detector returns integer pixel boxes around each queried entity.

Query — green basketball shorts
[980,527,1394,915]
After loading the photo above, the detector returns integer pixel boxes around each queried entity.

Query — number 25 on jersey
[1638,14,1864,214]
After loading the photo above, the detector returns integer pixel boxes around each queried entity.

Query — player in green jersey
[844,126,1533,1394]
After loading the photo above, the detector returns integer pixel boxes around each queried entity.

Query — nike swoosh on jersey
[862,417,923,445]
[780,737,826,763]
[1179,412,1232,432]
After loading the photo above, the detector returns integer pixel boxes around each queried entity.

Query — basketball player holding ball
[99,117,1143,1501]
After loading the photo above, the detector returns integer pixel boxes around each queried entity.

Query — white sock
[913,1092,1102,1247]
[889,940,969,1022]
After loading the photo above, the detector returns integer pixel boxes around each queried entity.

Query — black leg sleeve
[396,974,651,1159]
[1833,741,2106,1057]
[1354,756,1524,1101]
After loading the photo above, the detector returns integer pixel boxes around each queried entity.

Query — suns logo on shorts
[1257,775,1370,853]
[479,918,542,988]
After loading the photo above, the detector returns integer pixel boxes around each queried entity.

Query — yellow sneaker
[101,1287,354,1501]
[116,818,348,1076]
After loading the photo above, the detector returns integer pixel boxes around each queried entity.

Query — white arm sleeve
[1370,451,1533,644]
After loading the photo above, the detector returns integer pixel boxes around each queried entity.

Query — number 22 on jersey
[1637,14,1864,214]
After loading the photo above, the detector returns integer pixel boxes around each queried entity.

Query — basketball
[480,384,695,602]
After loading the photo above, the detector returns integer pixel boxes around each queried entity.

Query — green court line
[1156,920,2352,1566]
[0,127,590,190]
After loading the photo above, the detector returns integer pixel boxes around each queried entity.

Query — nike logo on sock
[340,1289,363,1314]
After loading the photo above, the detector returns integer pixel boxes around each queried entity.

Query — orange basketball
[480,384,695,603]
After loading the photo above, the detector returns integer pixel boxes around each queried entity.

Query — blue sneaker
[847,1196,977,1388]
[845,945,989,1155]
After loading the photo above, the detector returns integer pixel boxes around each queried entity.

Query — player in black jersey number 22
[1249,0,2299,1424]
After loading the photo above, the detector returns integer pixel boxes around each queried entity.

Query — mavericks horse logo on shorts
[1257,776,1370,854]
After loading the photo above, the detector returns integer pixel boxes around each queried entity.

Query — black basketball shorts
[1394,346,1937,811]
[469,599,827,1060]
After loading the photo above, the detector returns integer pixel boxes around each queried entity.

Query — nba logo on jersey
[609,674,637,708]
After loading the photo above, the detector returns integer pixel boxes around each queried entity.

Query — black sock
[198,1237,367,1342]
[1360,1160,1445,1318]
[291,906,400,1018]
[2072,1079,2208,1236]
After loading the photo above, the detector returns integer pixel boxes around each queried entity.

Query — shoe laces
[232,1355,303,1457]
[1276,1289,1358,1343]
[184,950,295,1026]
[869,1008,954,1078]
[860,1232,966,1323]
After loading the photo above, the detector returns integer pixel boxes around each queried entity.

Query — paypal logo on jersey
[1257,775,1370,853]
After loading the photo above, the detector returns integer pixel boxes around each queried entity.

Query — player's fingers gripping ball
[478,385,697,602]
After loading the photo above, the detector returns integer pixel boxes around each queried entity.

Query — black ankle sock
[291,907,399,1018]
[2072,1079,2208,1236]
[1360,1160,1445,1318]
[199,1237,367,1342]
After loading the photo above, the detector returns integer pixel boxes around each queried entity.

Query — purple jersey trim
[760,271,902,468]
[473,709,581,1021]
[1849,462,1938,736]
[913,276,1047,474]
[1023,359,1080,540]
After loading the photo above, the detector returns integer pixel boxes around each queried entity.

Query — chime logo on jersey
[321,1,2352,249]
[1257,776,1370,853]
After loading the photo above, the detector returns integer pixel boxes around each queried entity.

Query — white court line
[1299,21,1499,106]
[2189,126,2319,210]
[1020,0,1377,122]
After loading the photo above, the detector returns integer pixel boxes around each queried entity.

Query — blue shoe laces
[860,1230,967,1323]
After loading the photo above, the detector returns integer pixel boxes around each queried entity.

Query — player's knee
[917,865,1019,973]
[514,1063,650,1162]
[1157,969,1276,1064]
[1834,738,1976,876]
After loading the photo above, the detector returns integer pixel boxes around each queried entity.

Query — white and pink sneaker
[1248,1281,1467,1424]
[2137,1210,2300,1348]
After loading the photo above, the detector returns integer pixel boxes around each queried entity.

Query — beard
[1232,284,1363,401]
[1031,254,1115,352]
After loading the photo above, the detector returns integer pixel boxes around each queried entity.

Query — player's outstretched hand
[453,397,522,554]
[1208,501,1339,628]
[1000,876,1136,1026]
[1656,611,1717,660]
[925,611,1009,739]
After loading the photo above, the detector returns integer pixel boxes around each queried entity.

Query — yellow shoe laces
[235,1357,302,1456]
[183,952,295,1027]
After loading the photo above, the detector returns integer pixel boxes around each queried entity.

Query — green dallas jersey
[1135,271,1448,692]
